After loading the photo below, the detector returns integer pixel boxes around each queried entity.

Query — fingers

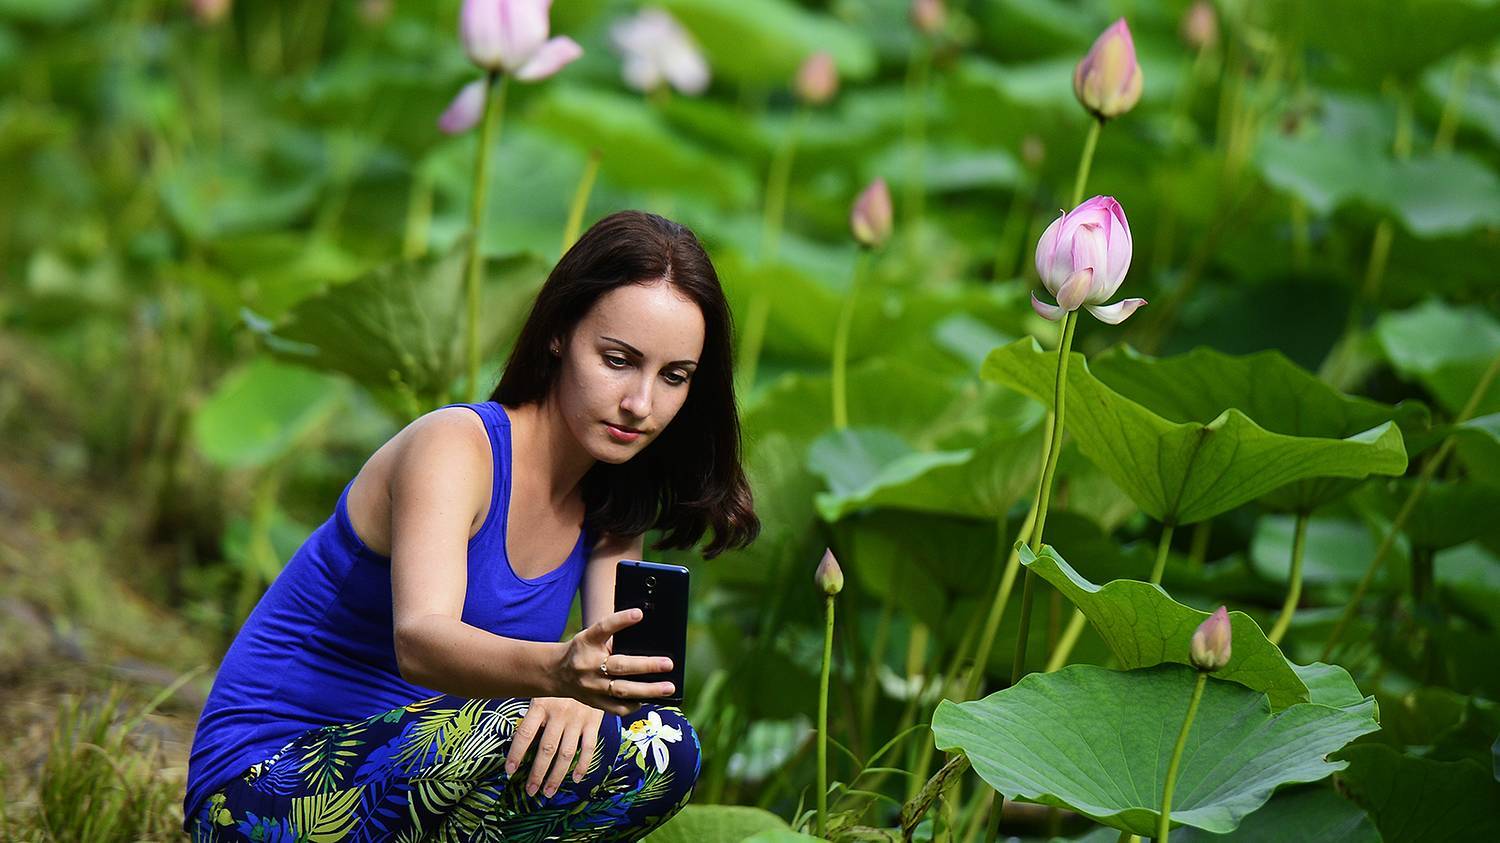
[525,715,569,797]
[602,678,677,701]
[541,720,583,798]
[584,608,643,644]
[573,713,601,783]
[504,704,543,780]
[602,654,674,677]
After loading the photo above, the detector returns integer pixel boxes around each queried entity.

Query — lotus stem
[560,148,601,258]
[1267,511,1310,645]
[1149,521,1177,586]
[1433,55,1473,154]
[963,501,1039,699]
[831,249,870,430]
[1072,120,1102,211]
[1322,350,1500,659]
[1012,310,1078,684]
[1158,672,1208,842]
[1045,610,1087,672]
[464,71,507,402]
[817,593,835,838]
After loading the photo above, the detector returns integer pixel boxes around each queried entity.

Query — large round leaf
[643,804,795,842]
[1019,543,1310,709]
[1174,786,1378,843]
[982,338,1409,524]
[808,424,1042,521]
[1088,345,1422,512]
[192,358,347,469]
[1336,744,1500,843]
[931,663,1380,836]
[1375,299,1500,417]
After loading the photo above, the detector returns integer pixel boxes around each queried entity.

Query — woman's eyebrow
[600,336,698,368]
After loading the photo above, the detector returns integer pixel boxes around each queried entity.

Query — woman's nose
[621,375,653,418]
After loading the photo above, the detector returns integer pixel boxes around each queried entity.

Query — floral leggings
[187,695,700,842]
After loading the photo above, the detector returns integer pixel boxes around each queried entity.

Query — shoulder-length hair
[489,210,760,559]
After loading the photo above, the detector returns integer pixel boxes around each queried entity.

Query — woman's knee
[621,704,701,793]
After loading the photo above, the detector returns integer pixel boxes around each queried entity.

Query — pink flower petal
[1056,267,1094,312]
[1085,297,1147,325]
[438,79,487,134]
[1030,291,1065,321]
[513,35,582,81]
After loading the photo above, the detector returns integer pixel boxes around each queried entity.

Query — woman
[183,210,761,841]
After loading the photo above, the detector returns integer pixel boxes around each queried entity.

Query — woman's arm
[389,409,566,699]
[580,531,646,631]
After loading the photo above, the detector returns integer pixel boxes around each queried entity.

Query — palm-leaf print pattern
[188,694,700,842]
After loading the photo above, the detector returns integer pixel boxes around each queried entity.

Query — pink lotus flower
[910,0,946,36]
[850,178,893,249]
[611,8,710,96]
[1031,195,1145,324]
[1190,606,1232,672]
[796,52,838,106]
[460,0,582,81]
[1073,18,1144,121]
[438,79,488,134]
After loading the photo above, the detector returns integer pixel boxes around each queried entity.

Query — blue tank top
[182,401,589,826]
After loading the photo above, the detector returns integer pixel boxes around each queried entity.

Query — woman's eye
[666,372,690,386]
[604,355,629,369]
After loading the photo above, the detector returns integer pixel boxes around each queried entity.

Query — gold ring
[599,660,610,676]
[608,679,616,697]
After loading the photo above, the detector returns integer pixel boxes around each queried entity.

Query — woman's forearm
[396,614,567,700]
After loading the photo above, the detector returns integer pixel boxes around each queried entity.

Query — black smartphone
[612,559,688,705]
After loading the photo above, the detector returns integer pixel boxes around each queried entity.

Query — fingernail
[661,659,673,670]
[527,784,537,796]
[505,763,515,775]
[545,786,556,797]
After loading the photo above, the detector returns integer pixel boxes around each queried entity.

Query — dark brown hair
[489,210,759,559]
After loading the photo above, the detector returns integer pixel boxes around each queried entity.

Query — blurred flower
[910,0,946,36]
[359,0,393,27]
[815,548,844,596]
[611,8,710,96]
[1190,606,1232,672]
[1021,134,1046,170]
[849,179,893,249]
[1032,196,1145,324]
[796,52,839,106]
[461,0,583,81]
[1181,1,1219,51]
[1073,18,1144,121]
[189,0,231,25]
[438,79,488,134]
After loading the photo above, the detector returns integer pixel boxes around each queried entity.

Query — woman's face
[553,281,706,464]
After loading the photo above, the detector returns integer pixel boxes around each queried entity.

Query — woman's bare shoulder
[345,406,494,555]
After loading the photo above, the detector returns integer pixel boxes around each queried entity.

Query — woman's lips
[605,422,642,443]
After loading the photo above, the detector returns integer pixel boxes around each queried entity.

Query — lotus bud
[850,178,893,249]
[461,0,583,81]
[1021,134,1046,170]
[1190,606,1232,672]
[359,0,393,27]
[438,80,488,135]
[815,548,844,596]
[189,0,231,25]
[1180,1,1219,51]
[1031,195,1146,324]
[796,52,839,106]
[910,0,946,36]
[1073,18,1144,121]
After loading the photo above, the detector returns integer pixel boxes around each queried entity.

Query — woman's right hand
[554,607,676,717]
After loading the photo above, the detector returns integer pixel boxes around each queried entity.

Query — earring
[550,343,560,355]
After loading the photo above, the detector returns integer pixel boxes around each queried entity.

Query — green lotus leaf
[1174,786,1378,843]
[261,240,547,414]
[1088,345,1422,512]
[1356,477,1500,550]
[1451,413,1500,483]
[809,425,1042,521]
[932,663,1379,836]
[643,804,795,842]
[657,0,876,87]
[1019,543,1309,709]
[192,358,347,469]
[1336,744,1500,843]
[1375,299,1500,416]
[982,338,1412,524]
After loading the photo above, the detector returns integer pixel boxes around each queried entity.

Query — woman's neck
[504,397,595,510]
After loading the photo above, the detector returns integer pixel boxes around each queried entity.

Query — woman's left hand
[505,696,606,797]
